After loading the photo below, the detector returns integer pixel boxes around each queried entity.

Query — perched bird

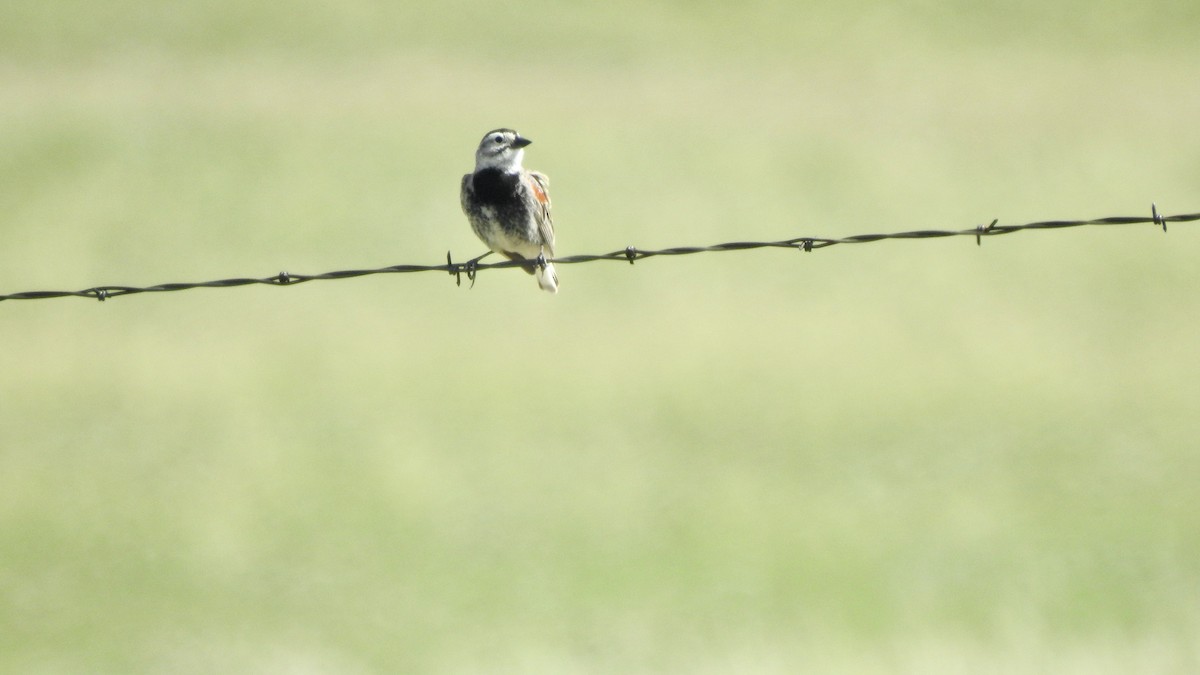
[460,128,558,293]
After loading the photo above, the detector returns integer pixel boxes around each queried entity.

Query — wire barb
[3,208,1196,303]
[1152,203,1166,232]
[976,219,999,246]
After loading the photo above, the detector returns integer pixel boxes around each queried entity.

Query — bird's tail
[536,263,559,294]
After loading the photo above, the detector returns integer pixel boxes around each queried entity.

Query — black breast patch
[471,168,522,206]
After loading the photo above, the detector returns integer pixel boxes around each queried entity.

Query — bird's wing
[526,170,555,256]
[459,173,474,215]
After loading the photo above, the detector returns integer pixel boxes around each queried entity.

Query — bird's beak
[512,136,533,148]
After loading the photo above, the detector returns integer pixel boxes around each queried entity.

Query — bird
[460,128,558,293]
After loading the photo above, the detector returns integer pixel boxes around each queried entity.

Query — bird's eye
[493,136,504,144]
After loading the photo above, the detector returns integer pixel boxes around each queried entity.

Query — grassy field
[3,1,1199,672]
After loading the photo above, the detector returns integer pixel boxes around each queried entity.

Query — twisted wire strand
[2,206,1194,303]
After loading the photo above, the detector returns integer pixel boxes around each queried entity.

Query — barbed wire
[1,204,1194,303]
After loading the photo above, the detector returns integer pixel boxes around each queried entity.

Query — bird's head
[474,128,532,172]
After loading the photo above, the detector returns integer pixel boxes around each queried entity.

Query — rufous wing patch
[528,176,550,205]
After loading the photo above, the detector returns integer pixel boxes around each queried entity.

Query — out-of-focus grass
[2,1,1199,672]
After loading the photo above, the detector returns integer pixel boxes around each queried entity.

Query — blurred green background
[3,1,1199,672]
